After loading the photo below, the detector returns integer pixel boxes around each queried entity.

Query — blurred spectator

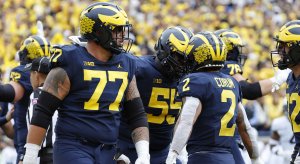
[0,136,17,164]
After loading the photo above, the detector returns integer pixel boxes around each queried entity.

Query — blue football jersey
[10,65,32,156]
[177,72,242,153]
[119,55,181,151]
[221,61,243,141]
[50,44,136,144]
[220,61,243,76]
[286,72,300,144]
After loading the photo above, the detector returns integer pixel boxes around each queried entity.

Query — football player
[215,30,265,164]
[24,57,56,164]
[215,29,290,99]
[0,35,51,163]
[270,20,300,164]
[118,26,192,164]
[23,2,149,164]
[166,32,260,164]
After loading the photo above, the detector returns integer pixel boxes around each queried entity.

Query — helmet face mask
[271,20,300,70]
[271,40,300,69]
[80,2,133,53]
[110,25,133,52]
[155,26,192,80]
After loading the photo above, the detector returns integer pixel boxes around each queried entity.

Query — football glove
[135,140,150,164]
[117,154,131,164]
[271,68,291,92]
[166,150,178,164]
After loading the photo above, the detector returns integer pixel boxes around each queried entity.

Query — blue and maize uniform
[118,55,182,163]
[220,60,245,164]
[286,73,300,160]
[177,72,242,164]
[220,60,243,76]
[49,44,136,163]
[10,65,32,162]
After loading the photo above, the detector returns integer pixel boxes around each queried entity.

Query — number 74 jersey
[49,45,136,144]
[177,72,242,150]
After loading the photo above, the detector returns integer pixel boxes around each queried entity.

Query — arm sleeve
[0,84,15,102]
[239,80,262,100]
[31,91,61,129]
[122,97,148,130]
[170,96,200,154]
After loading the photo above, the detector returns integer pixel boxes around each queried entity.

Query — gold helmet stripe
[31,38,44,57]
[168,29,190,52]
[211,33,221,59]
[221,31,244,46]
[92,6,128,27]
[81,5,128,28]
[185,44,194,55]
[278,25,300,42]
[39,36,49,57]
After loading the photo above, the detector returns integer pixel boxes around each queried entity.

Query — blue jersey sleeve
[10,65,32,95]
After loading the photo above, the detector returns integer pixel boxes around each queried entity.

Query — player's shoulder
[136,55,155,67]
[222,60,243,76]
[185,72,215,82]
[10,65,30,82]
[121,52,138,60]
[11,65,26,73]
[180,73,212,89]
[287,71,295,82]
[49,44,82,68]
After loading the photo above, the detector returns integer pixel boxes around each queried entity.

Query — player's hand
[166,150,178,164]
[5,106,14,122]
[251,157,263,164]
[271,68,291,92]
[116,154,131,164]
[177,146,188,164]
[135,155,150,164]
[23,143,40,164]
